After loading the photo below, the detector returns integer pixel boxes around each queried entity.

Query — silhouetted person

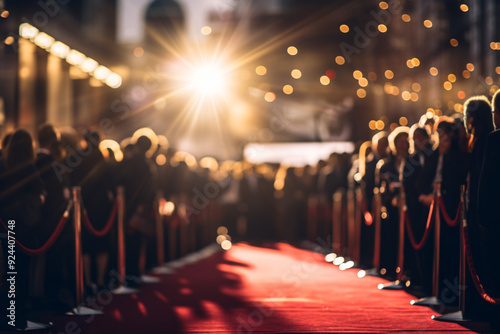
[379,127,409,280]
[0,129,45,330]
[463,97,495,319]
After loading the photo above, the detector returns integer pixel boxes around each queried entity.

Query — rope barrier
[404,199,435,251]
[437,195,461,227]
[82,200,118,237]
[0,200,72,255]
[463,225,500,305]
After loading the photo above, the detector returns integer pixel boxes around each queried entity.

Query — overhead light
[34,32,54,50]
[93,65,111,80]
[50,41,70,59]
[19,23,39,39]
[66,50,86,65]
[80,58,98,73]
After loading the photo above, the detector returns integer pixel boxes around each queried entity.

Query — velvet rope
[82,199,118,237]
[463,225,500,304]
[437,195,461,227]
[404,199,435,251]
[0,200,72,255]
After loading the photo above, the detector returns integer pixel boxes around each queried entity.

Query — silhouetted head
[436,119,456,155]
[388,127,409,159]
[371,131,389,159]
[38,123,59,148]
[5,129,35,169]
[409,125,430,153]
[464,96,493,137]
[1,132,12,150]
[135,135,152,155]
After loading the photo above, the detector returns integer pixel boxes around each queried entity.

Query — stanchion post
[332,192,342,255]
[156,190,165,266]
[458,185,466,312]
[347,188,355,260]
[354,188,362,264]
[373,187,381,270]
[117,186,126,286]
[396,185,405,282]
[432,183,441,297]
[73,187,84,307]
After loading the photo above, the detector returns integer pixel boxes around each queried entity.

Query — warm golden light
[66,50,86,65]
[287,46,298,55]
[190,64,228,96]
[401,14,411,22]
[80,58,99,73]
[486,77,494,85]
[133,47,144,57]
[105,73,122,89]
[376,120,385,130]
[156,154,167,166]
[385,70,394,79]
[402,91,411,101]
[496,67,500,75]
[457,91,466,100]
[320,75,330,85]
[264,92,276,102]
[450,38,459,47]
[399,117,408,126]
[19,23,39,39]
[4,36,14,45]
[448,74,456,83]
[340,24,349,33]
[443,81,452,90]
[466,63,475,71]
[460,4,469,12]
[379,1,389,10]
[291,69,302,79]
[99,139,124,162]
[201,26,212,35]
[94,65,111,80]
[423,19,433,28]
[429,67,438,76]
[353,70,363,79]
[410,92,419,102]
[358,78,368,87]
[462,70,471,79]
[378,24,387,33]
[412,83,421,92]
[335,56,345,65]
[357,88,366,98]
[221,240,232,250]
[34,32,54,50]
[50,41,70,59]
[256,65,267,76]
[1,10,9,18]
[283,85,293,94]
[132,127,159,158]
[369,120,377,130]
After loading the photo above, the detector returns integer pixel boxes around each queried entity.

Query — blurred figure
[0,132,12,158]
[73,129,115,293]
[462,97,495,319]
[379,127,409,280]
[36,124,73,310]
[0,129,45,330]
[402,125,433,294]
[360,131,388,268]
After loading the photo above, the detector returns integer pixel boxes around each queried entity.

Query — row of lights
[19,23,122,89]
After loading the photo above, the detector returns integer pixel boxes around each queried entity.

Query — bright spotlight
[190,65,227,97]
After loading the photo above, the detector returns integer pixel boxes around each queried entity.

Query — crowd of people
[1,90,500,329]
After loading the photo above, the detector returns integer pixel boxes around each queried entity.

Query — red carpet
[42,243,478,333]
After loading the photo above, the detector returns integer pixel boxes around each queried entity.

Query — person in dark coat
[0,129,45,330]
[462,97,495,319]
[379,127,409,280]
[35,124,73,309]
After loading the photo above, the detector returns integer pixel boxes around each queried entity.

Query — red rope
[82,200,118,237]
[0,201,72,255]
[437,195,461,227]
[463,225,500,304]
[404,199,435,251]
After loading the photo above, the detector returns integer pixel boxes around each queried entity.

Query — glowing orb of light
[190,65,228,97]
